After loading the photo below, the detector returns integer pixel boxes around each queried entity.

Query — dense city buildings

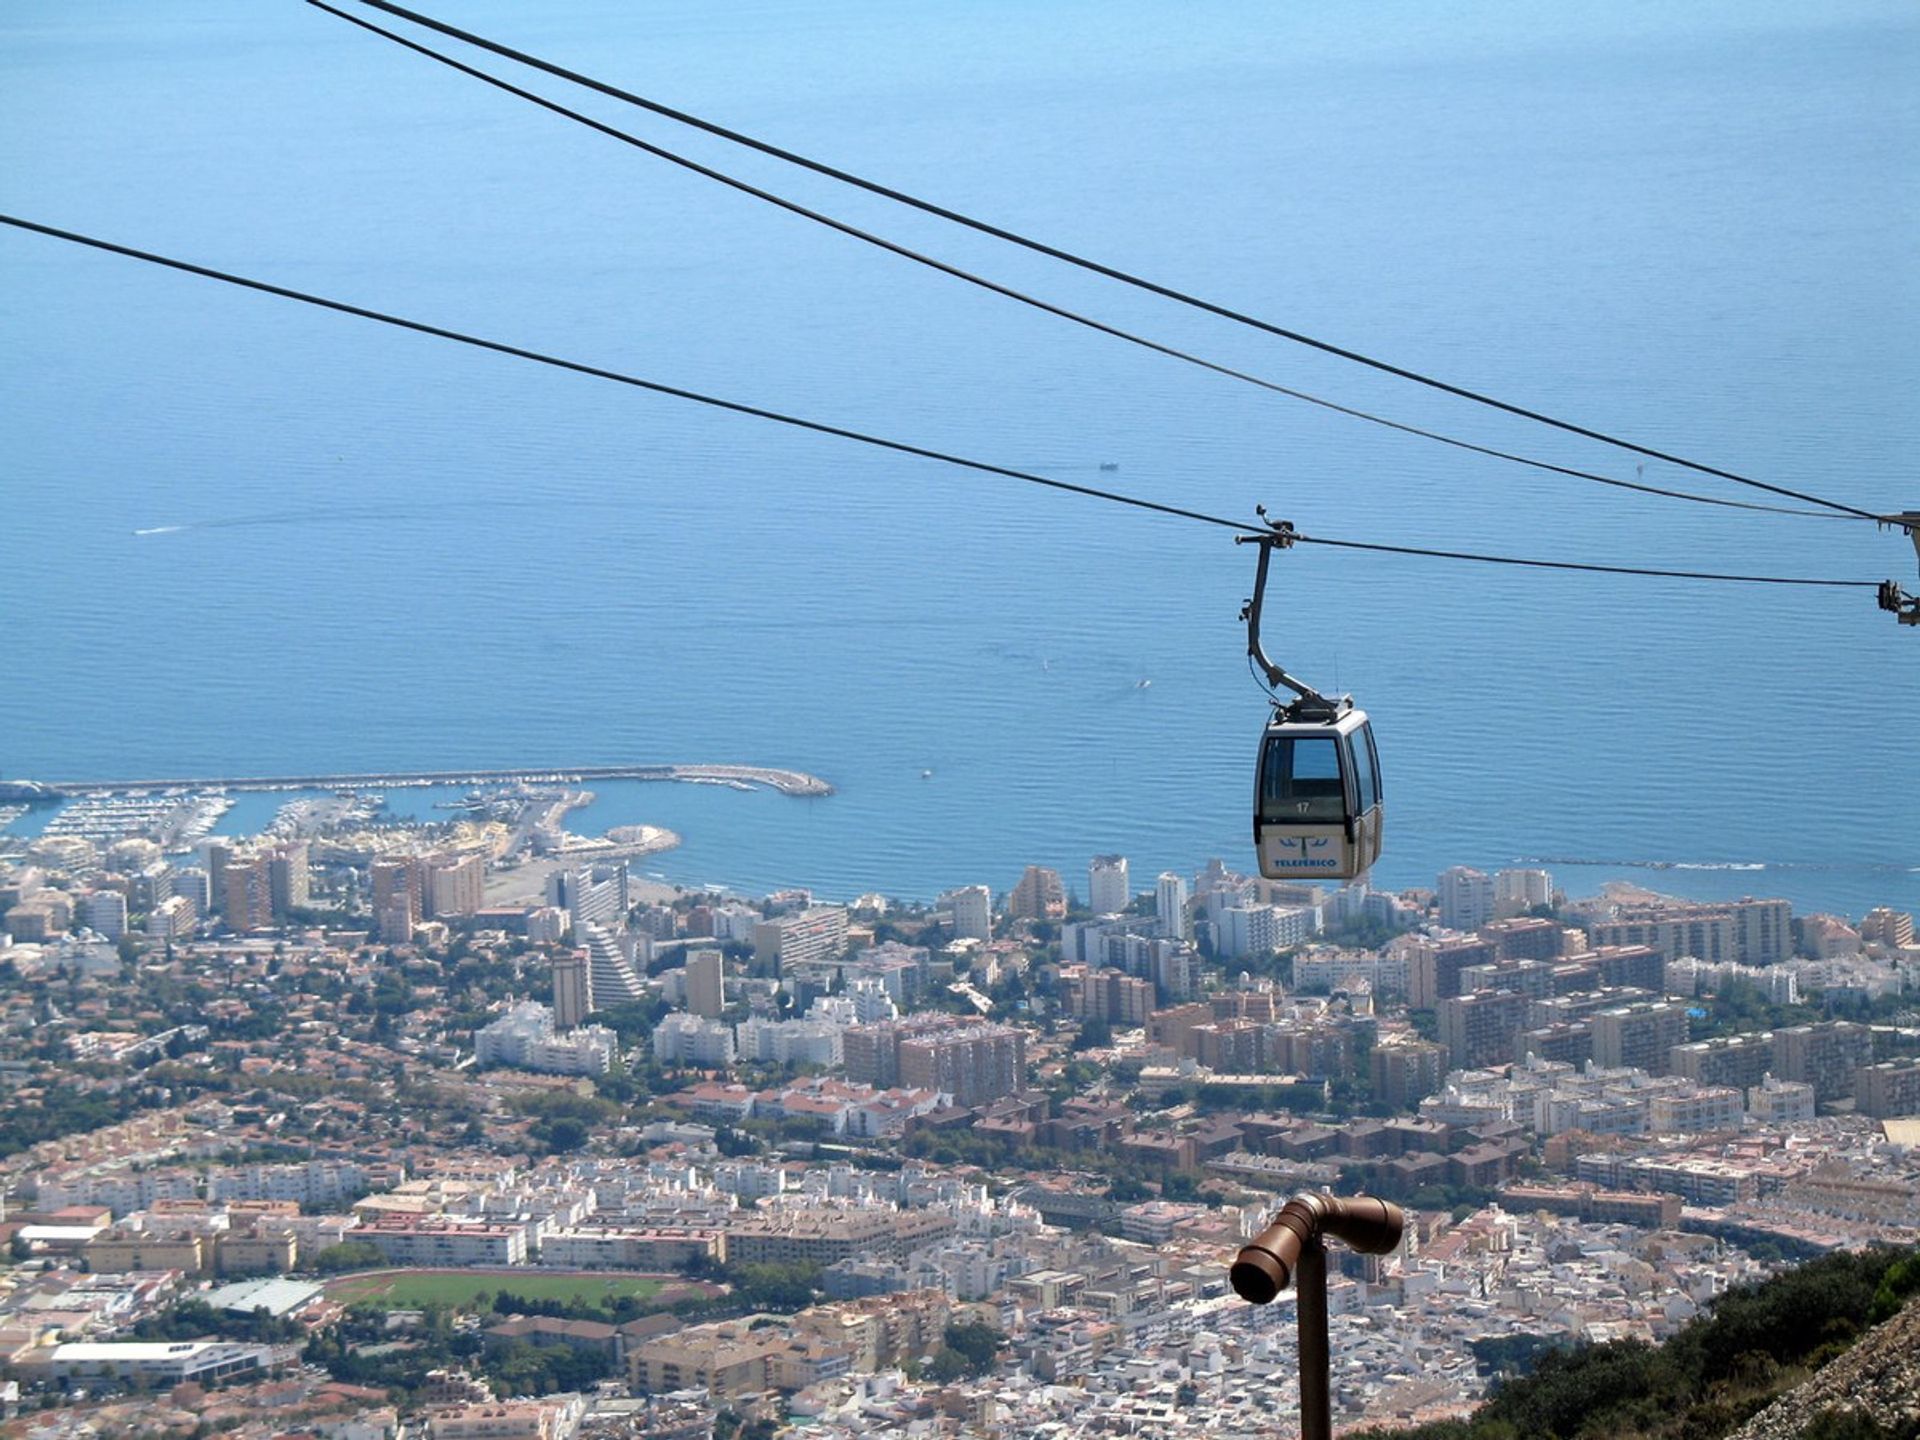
[0,791,1916,1440]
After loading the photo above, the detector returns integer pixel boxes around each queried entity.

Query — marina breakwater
[27,763,833,800]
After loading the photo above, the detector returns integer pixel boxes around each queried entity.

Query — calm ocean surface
[3,0,1916,916]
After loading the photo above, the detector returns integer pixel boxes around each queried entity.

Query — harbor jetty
[26,763,833,800]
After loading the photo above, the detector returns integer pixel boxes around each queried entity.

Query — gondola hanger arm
[1237,509,1344,717]
[1879,510,1920,625]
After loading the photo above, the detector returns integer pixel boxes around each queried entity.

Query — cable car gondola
[1241,517,1383,882]
[1256,703,1381,880]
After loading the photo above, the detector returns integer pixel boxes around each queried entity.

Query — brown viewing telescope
[1231,1192,1405,1440]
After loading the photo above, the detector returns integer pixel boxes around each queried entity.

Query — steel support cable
[0,212,1879,593]
[334,0,1897,526]
[308,0,1844,524]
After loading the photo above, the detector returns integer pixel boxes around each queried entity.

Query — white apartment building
[944,885,993,942]
[148,894,196,939]
[209,1160,376,1207]
[358,1219,527,1267]
[652,1012,737,1067]
[1493,868,1553,919]
[1156,872,1190,942]
[1747,1074,1817,1123]
[476,1001,615,1075]
[712,903,762,943]
[1438,867,1496,932]
[1089,855,1131,916]
[582,923,645,1005]
[1648,1087,1746,1134]
[735,1015,844,1068]
[753,905,850,970]
[79,890,127,940]
[526,905,570,944]
[1218,903,1318,960]
[36,1166,202,1215]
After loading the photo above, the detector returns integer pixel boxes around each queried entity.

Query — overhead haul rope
[308,0,1846,524]
[0,213,1881,593]
[330,0,1898,527]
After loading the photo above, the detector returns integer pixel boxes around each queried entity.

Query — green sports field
[325,1268,672,1311]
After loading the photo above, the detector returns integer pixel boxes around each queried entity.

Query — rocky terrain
[1728,1299,1920,1440]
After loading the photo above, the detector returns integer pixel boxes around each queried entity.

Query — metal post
[1231,1192,1404,1440]
[1296,1236,1331,1440]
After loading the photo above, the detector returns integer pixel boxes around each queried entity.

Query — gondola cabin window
[1260,734,1348,822]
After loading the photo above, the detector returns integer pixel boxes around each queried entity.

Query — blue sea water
[2,0,1916,915]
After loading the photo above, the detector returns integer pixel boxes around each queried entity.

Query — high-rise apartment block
[898,1024,1027,1107]
[266,841,310,918]
[1477,917,1568,963]
[1590,1001,1690,1075]
[1585,896,1792,966]
[220,853,274,933]
[1007,866,1066,921]
[944,885,992,941]
[171,866,211,915]
[1405,936,1496,1010]
[1156,872,1190,942]
[1218,904,1317,959]
[582,923,645,1006]
[547,863,629,932]
[1437,867,1495,932]
[686,948,726,1019]
[1855,1058,1920,1119]
[370,855,423,943]
[1770,1022,1874,1102]
[1088,855,1130,916]
[1668,1033,1776,1092]
[79,890,128,941]
[842,1015,992,1091]
[1059,966,1154,1027]
[1439,989,1533,1068]
[1521,1023,1594,1069]
[551,951,591,1031]
[1492,867,1553,919]
[1860,908,1915,949]
[198,841,234,913]
[526,906,570,945]
[752,906,849,971]
[425,852,485,918]
[147,894,196,940]
[1370,1039,1447,1108]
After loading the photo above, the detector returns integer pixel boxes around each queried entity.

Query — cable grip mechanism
[1237,508,1346,719]
[1879,510,1920,625]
